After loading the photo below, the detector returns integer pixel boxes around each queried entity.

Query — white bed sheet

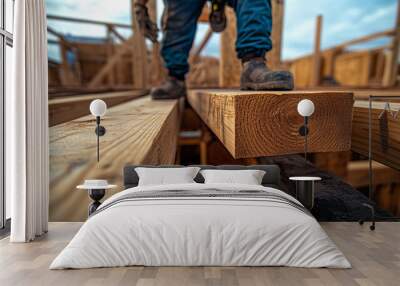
[50,183,351,269]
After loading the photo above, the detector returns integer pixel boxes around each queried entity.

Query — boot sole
[240,80,294,91]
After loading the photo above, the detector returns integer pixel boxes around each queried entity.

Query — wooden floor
[0,222,399,286]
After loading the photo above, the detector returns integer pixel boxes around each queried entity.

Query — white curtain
[7,0,49,242]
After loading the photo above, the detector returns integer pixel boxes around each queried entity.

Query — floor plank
[0,222,399,286]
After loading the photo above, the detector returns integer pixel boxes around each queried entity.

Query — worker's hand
[134,3,159,43]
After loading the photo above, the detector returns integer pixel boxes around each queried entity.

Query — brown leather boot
[240,58,294,91]
[151,77,187,100]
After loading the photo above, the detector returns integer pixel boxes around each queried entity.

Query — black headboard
[123,165,281,189]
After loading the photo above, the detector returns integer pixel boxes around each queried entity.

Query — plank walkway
[49,90,147,126]
[50,96,181,221]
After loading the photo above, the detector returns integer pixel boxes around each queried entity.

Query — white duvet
[50,183,351,269]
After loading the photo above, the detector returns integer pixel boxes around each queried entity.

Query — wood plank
[312,15,323,87]
[352,100,400,171]
[269,0,284,69]
[346,160,400,188]
[49,96,180,221]
[388,0,400,86]
[49,90,148,126]
[219,7,241,88]
[188,89,354,158]
[131,0,148,89]
[88,36,135,88]
[198,4,209,23]
[334,51,373,86]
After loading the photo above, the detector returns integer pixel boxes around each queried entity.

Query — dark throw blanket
[260,155,394,221]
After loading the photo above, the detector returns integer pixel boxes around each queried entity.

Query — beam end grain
[50,96,180,221]
[188,89,354,159]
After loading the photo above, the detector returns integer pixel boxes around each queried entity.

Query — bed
[50,165,350,269]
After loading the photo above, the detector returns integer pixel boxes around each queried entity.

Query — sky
[46,0,397,62]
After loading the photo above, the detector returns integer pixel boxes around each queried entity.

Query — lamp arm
[304,116,308,161]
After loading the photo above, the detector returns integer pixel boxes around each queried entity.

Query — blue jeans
[161,0,272,79]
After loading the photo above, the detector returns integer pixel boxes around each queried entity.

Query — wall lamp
[297,99,315,161]
[89,99,107,162]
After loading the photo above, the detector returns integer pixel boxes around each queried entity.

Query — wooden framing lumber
[49,96,181,221]
[190,27,213,64]
[88,36,135,88]
[106,25,116,86]
[198,4,210,23]
[131,0,148,89]
[49,90,147,126]
[346,160,400,188]
[352,99,400,171]
[388,0,400,86]
[269,0,284,69]
[148,0,165,85]
[188,89,354,158]
[219,8,241,87]
[312,15,323,87]
[47,14,132,29]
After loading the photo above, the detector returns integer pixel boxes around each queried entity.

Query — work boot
[240,58,294,91]
[151,76,187,100]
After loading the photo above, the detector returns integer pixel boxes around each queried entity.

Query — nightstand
[289,176,321,210]
[77,180,117,216]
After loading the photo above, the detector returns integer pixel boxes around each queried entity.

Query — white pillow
[200,169,266,185]
[135,167,201,186]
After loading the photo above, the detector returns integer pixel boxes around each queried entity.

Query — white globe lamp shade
[297,99,315,117]
[90,99,107,117]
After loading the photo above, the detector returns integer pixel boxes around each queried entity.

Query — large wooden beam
[188,89,354,158]
[50,96,181,221]
[49,90,147,126]
[352,99,400,171]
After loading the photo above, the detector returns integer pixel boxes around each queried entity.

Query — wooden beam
[131,0,148,89]
[50,96,181,221]
[219,7,241,87]
[313,151,350,178]
[312,15,323,87]
[284,29,394,66]
[47,14,132,29]
[88,36,135,88]
[108,25,126,43]
[148,0,165,85]
[47,27,79,86]
[269,0,284,69]
[49,90,147,126]
[352,100,400,171]
[347,160,400,188]
[106,25,116,86]
[190,27,213,64]
[388,0,400,86]
[188,89,354,158]
[198,4,209,23]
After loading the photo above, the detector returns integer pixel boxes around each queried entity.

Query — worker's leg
[152,0,206,100]
[228,0,294,90]
[160,0,206,79]
[228,0,272,60]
